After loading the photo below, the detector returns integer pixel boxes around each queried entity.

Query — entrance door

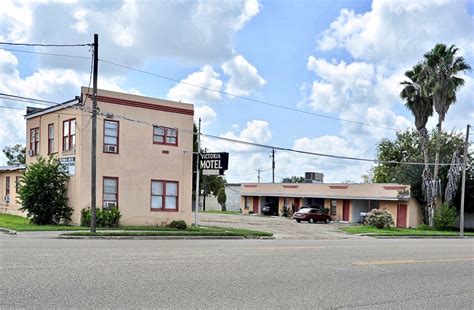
[295,198,300,211]
[397,204,407,228]
[253,197,259,214]
[342,200,350,221]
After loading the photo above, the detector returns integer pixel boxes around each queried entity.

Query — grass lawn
[341,225,474,237]
[0,214,88,231]
[62,226,272,238]
[199,210,241,215]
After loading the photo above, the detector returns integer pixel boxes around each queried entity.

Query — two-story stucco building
[24,87,194,226]
[240,183,422,228]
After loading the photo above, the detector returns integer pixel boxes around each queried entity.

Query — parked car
[262,203,278,216]
[293,208,331,223]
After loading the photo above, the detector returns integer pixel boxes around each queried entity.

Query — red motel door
[253,197,259,214]
[397,204,407,228]
[342,200,350,221]
[295,198,300,211]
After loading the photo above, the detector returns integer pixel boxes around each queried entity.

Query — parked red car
[293,208,331,223]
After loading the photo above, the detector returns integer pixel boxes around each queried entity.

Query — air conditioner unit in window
[105,145,117,153]
[28,149,34,156]
[104,201,117,209]
[3,195,10,203]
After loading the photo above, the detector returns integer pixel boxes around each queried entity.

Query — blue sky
[0,0,473,183]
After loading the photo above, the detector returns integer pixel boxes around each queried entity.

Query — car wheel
[296,219,301,223]
[309,218,315,224]
[325,218,330,224]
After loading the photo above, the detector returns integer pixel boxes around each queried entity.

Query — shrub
[18,156,72,225]
[433,203,457,231]
[168,220,187,230]
[322,207,330,215]
[365,208,394,229]
[416,224,434,231]
[80,207,121,228]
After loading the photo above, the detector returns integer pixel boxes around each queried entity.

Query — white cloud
[166,65,223,104]
[317,0,473,66]
[222,55,266,96]
[195,105,217,126]
[71,8,88,33]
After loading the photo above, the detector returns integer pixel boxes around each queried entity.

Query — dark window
[62,119,76,152]
[48,124,54,154]
[151,180,178,211]
[330,200,337,215]
[103,120,119,153]
[15,176,20,192]
[5,176,10,196]
[153,126,178,146]
[103,177,118,209]
[29,128,39,155]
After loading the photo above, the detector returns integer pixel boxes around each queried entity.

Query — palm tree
[400,63,433,170]
[400,63,434,224]
[422,44,471,183]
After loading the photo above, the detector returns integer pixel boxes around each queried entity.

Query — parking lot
[199,212,361,239]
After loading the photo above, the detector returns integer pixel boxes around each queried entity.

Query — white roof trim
[25,98,81,120]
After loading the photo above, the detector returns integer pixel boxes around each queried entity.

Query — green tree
[422,44,471,192]
[281,176,305,183]
[217,187,227,211]
[2,144,26,165]
[370,129,472,223]
[18,156,72,225]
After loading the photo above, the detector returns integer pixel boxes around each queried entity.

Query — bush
[168,220,187,230]
[80,207,121,228]
[18,156,72,225]
[416,224,434,231]
[433,203,457,231]
[217,188,227,211]
[365,208,394,229]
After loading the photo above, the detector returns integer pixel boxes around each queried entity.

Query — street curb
[58,235,274,240]
[0,227,17,235]
[370,235,473,239]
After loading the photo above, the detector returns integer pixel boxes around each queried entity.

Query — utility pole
[203,148,207,212]
[256,168,261,183]
[460,124,470,237]
[194,118,201,227]
[271,149,275,183]
[90,33,98,233]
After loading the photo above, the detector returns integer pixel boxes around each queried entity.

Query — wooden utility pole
[90,34,98,233]
[271,149,275,183]
[460,124,470,237]
[256,168,261,183]
[194,118,201,227]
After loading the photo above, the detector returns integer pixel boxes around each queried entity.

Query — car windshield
[298,208,313,213]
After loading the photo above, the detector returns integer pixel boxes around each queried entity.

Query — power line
[0,47,92,60]
[0,93,59,106]
[71,104,461,167]
[99,58,400,131]
[0,42,92,47]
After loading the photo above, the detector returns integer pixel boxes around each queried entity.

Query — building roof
[240,182,411,201]
[25,97,81,119]
[0,164,26,172]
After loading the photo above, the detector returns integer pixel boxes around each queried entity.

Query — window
[15,176,20,192]
[48,124,54,154]
[63,119,76,152]
[330,200,337,215]
[103,120,119,153]
[150,180,178,211]
[103,177,118,209]
[5,177,10,196]
[153,126,178,146]
[29,127,39,155]
[244,197,250,210]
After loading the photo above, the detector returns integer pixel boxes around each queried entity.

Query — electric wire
[0,47,92,60]
[0,42,92,47]
[0,93,59,106]
[99,58,400,131]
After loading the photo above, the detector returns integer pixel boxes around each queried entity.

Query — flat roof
[0,165,26,172]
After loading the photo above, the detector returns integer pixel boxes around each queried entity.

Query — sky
[0,0,473,183]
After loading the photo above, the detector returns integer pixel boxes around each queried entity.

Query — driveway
[198,213,362,239]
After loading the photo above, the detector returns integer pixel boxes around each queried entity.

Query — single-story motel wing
[240,183,422,228]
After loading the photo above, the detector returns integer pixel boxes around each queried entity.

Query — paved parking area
[198,213,362,239]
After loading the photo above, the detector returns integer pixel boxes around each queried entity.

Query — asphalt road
[1,234,473,309]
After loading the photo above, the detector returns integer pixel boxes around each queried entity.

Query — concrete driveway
[198,213,362,239]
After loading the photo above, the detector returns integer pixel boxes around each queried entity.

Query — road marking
[256,246,323,250]
[354,257,474,266]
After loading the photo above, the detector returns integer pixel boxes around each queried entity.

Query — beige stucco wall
[25,88,194,226]
[408,198,422,228]
[0,170,25,216]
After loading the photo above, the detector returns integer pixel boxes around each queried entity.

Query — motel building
[0,87,194,226]
[240,183,423,228]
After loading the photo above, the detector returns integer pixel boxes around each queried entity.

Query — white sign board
[59,157,76,176]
